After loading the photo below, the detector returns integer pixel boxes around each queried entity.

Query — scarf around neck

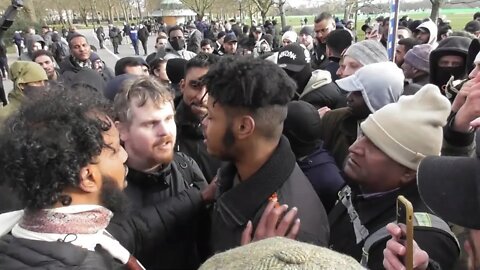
[0,205,145,269]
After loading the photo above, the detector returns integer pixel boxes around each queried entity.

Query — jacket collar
[127,163,172,188]
[215,136,296,226]
[351,181,419,225]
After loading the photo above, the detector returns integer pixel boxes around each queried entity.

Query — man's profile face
[344,135,407,191]
[34,55,55,79]
[70,36,91,61]
[341,56,363,78]
[395,44,407,67]
[416,30,430,44]
[314,19,334,43]
[202,98,236,161]
[181,67,209,118]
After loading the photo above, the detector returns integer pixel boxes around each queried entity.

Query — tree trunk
[430,0,442,23]
[260,11,266,24]
[24,0,38,22]
[115,7,120,22]
[279,2,286,30]
[136,0,143,21]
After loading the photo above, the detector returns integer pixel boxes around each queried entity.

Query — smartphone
[396,195,414,270]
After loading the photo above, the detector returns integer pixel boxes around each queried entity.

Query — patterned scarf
[20,206,112,234]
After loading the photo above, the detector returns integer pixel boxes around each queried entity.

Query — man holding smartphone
[328,83,460,269]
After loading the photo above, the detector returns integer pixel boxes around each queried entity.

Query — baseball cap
[224,33,237,43]
[335,61,404,112]
[417,131,480,229]
[465,20,480,34]
[277,43,311,72]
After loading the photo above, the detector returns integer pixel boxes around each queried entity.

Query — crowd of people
[0,9,480,270]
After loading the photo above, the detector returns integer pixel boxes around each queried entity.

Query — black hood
[429,36,471,86]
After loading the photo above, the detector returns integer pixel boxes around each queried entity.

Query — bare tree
[181,0,216,21]
[252,0,275,24]
[277,0,287,29]
[429,0,444,22]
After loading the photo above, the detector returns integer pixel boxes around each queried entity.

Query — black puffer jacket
[0,187,204,269]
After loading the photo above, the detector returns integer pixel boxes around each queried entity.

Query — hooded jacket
[416,20,438,46]
[299,70,346,109]
[0,61,48,125]
[429,36,471,90]
[19,35,45,61]
[164,42,197,61]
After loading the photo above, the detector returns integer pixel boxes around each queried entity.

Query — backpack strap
[359,212,460,267]
[338,185,370,244]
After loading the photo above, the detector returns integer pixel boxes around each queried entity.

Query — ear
[115,121,129,142]
[399,168,416,185]
[234,115,255,140]
[180,78,186,94]
[78,166,101,193]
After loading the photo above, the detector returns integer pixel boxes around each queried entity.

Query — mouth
[154,140,173,150]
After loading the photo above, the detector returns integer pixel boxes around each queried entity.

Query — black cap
[465,20,480,34]
[277,43,311,72]
[104,74,139,101]
[299,26,314,36]
[361,24,372,32]
[417,131,480,229]
[224,33,238,43]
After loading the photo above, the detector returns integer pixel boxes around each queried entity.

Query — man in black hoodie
[429,36,472,100]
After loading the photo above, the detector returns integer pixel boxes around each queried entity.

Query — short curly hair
[0,88,114,210]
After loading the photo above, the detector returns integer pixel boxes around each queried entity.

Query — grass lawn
[269,8,474,39]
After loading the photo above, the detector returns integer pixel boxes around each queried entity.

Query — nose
[348,137,364,156]
[469,66,479,79]
[120,145,128,163]
[155,121,168,136]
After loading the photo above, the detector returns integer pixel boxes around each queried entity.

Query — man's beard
[100,176,130,217]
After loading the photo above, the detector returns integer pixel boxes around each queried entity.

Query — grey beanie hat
[404,44,433,73]
[199,237,364,270]
[344,40,388,66]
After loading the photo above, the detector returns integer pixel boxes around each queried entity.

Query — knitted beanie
[404,44,433,73]
[9,61,48,92]
[282,30,298,43]
[360,84,451,170]
[343,40,388,66]
[199,237,363,270]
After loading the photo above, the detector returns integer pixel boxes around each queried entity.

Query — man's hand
[454,88,480,132]
[318,106,331,119]
[240,200,300,245]
[383,223,429,270]
[451,75,480,113]
[200,177,217,204]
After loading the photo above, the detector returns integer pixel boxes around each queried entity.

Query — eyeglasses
[196,91,209,128]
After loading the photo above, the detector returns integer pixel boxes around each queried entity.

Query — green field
[279,8,474,30]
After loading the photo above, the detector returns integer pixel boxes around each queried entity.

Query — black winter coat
[210,137,330,253]
[113,152,209,270]
[329,182,460,269]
